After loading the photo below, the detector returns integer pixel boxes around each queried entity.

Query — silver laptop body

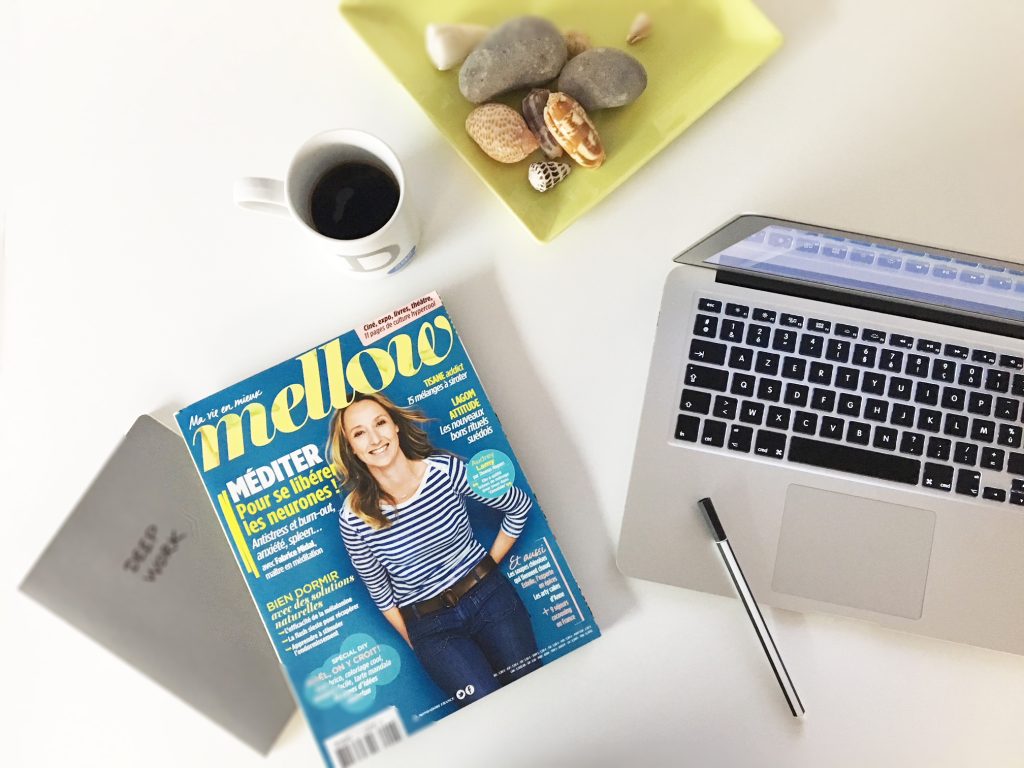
[618,215,1024,655]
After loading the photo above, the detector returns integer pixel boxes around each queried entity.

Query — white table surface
[4,1,1024,765]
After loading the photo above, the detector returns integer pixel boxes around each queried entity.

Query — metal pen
[697,497,806,718]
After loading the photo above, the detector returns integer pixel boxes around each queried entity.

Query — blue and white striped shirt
[339,454,531,612]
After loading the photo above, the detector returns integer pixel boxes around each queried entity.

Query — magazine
[174,292,599,767]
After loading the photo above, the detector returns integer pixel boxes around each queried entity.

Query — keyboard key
[675,414,700,441]
[793,411,818,434]
[685,364,729,391]
[728,425,753,452]
[1007,452,1024,475]
[940,387,966,411]
[754,430,787,459]
[994,397,1020,421]
[838,393,862,417]
[725,303,749,318]
[981,447,1005,471]
[985,369,1010,393]
[739,401,764,425]
[906,354,930,378]
[746,324,771,348]
[757,378,782,402]
[789,437,920,484]
[720,319,745,343]
[879,349,904,373]
[864,399,889,422]
[900,432,925,456]
[808,319,831,333]
[887,377,912,400]
[932,359,956,383]
[955,469,981,497]
[819,416,845,441]
[927,437,952,461]
[862,328,886,343]
[972,349,997,365]
[728,346,755,371]
[958,364,983,387]
[917,339,943,354]
[772,328,797,353]
[755,351,780,376]
[780,313,804,328]
[809,362,833,385]
[782,357,807,380]
[767,406,791,430]
[680,389,712,414]
[998,424,1022,449]
[1011,492,1024,506]
[922,463,954,492]
[954,442,979,466]
[825,339,851,362]
[913,381,939,405]
[862,371,886,395]
[811,388,836,412]
[847,421,871,445]
[873,426,898,451]
[944,413,969,438]
[752,308,775,322]
[971,419,996,443]
[701,419,728,447]
[835,324,859,338]
[798,334,824,358]
[698,298,722,313]
[968,391,993,415]
[694,314,718,338]
[731,373,756,397]
[689,339,727,365]
[783,383,810,407]
[983,487,1007,502]
[713,395,738,420]
[945,344,969,359]
[836,367,860,390]
[999,355,1023,370]
[891,403,916,427]
[889,334,914,349]
[1013,374,1024,396]
[852,344,877,368]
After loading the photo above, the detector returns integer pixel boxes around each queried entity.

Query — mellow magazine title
[175,292,599,767]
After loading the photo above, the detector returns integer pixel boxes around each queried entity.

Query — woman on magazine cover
[327,392,541,706]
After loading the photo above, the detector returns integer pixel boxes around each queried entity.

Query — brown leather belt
[399,554,496,622]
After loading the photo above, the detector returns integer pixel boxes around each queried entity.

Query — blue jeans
[406,569,541,707]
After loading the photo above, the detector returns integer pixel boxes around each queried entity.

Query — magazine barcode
[325,707,406,768]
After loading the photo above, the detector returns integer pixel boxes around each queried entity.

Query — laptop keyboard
[677,295,1024,505]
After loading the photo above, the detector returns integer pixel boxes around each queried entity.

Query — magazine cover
[174,292,599,767]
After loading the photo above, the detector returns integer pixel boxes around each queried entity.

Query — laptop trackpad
[771,485,936,619]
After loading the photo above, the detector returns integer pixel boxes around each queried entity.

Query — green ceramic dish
[340,0,782,241]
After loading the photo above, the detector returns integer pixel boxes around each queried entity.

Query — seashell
[564,29,591,59]
[522,89,563,159]
[626,12,652,45]
[465,103,540,163]
[528,161,571,192]
[543,92,606,169]
[425,23,489,71]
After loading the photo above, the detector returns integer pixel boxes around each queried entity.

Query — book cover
[174,292,599,766]
[20,415,296,753]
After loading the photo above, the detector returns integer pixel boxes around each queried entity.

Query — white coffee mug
[234,129,418,278]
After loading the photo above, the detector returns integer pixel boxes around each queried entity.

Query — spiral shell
[543,92,606,169]
[626,12,652,44]
[528,161,571,192]
[465,103,540,163]
[522,89,563,159]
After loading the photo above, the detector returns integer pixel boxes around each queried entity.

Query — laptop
[618,214,1024,656]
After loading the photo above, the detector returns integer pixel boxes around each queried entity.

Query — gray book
[20,415,295,753]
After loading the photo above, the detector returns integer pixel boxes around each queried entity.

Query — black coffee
[309,162,400,240]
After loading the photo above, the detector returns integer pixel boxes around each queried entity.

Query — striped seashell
[522,88,563,159]
[465,103,540,163]
[543,92,606,169]
[528,161,571,192]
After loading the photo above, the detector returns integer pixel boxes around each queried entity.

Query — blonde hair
[326,392,437,529]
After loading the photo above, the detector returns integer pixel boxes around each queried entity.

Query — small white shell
[425,23,489,71]
[626,12,652,45]
[528,161,571,192]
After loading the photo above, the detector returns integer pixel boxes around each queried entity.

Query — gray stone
[556,47,648,111]
[459,16,567,104]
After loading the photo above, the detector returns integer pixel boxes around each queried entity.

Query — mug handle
[233,177,289,218]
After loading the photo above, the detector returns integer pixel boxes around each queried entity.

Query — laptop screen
[704,224,1024,323]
